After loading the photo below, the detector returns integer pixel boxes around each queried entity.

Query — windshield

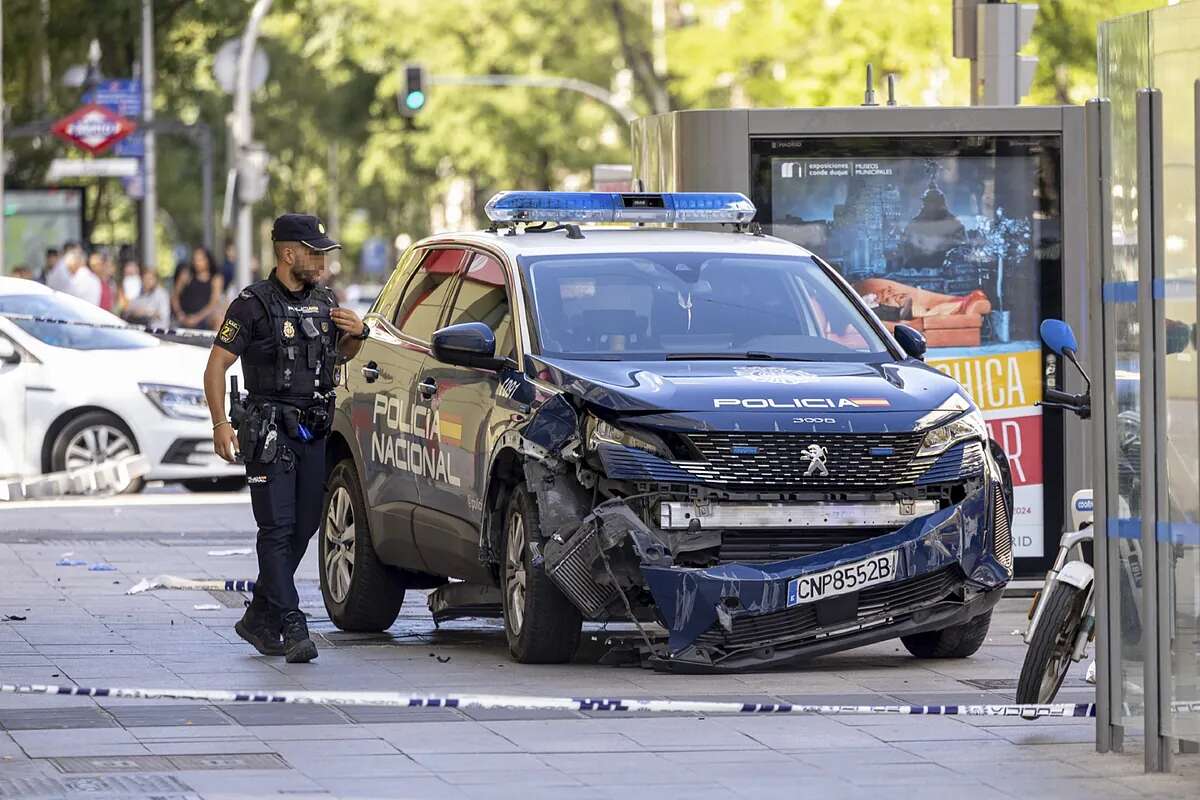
[521,252,890,361]
[0,293,159,350]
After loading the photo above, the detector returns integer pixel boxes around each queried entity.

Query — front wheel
[900,610,992,659]
[50,411,144,493]
[1016,582,1089,704]
[501,483,582,663]
[318,459,406,632]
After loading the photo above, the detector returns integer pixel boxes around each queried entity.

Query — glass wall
[1100,1,1200,759]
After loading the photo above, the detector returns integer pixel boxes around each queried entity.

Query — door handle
[417,377,437,398]
[361,362,380,383]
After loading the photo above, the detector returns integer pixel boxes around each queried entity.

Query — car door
[348,246,467,573]
[412,248,525,582]
[0,329,27,476]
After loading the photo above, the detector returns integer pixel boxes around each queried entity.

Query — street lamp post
[233,0,272,290]
[141,0,157,271]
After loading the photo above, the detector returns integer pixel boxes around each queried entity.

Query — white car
[0,277,244,492]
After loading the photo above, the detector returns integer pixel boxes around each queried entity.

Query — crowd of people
[9,241,247,332]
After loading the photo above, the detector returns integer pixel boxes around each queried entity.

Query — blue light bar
[484,191,756,225]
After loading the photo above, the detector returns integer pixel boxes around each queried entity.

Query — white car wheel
[64,424,135,469]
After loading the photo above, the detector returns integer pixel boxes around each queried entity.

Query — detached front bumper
[544,481,1012,672]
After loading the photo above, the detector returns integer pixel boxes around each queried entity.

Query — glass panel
[1151,2,1200,742]
[1098,10,1152,735]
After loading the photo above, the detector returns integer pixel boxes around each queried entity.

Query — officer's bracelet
[213,420,233,431]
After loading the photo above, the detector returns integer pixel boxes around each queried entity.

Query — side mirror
[0,339,18,365]
[893,324,926,361]
[431,322,505,370]
[1039,319,1078,356]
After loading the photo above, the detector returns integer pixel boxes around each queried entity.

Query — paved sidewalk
[0,515,1195,799]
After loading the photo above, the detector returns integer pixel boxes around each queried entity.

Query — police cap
[271,213,341,252]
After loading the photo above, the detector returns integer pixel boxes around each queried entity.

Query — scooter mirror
[1039,319,1078,356]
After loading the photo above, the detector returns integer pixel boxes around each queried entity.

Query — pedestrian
[52,246,102,305]
[93,250,120,313]
[123,266,171,329]
[203,214,367,663]
[10,265,33,280]
[40,248,59,283]
[172,246,224,329]
[221,240,237,291]
[120,259,143,303]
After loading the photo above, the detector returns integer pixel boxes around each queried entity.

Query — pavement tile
[287,752,432,778]
[215,702,348,726]
[266,737,399,760]
[372,720,522,754]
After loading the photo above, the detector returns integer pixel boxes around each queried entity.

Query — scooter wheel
[1016,582,1088,704]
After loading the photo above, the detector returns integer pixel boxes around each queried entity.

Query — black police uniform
[217,214,345,663]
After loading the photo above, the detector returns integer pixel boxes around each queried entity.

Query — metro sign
[51,104,137,155]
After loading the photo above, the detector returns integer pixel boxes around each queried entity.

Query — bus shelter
[1092,2,1200,772]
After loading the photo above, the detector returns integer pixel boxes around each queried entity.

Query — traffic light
[399,64,426,117]
[953,1,1038,105]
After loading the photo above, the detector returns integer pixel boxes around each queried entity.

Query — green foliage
[0,0,1152,275]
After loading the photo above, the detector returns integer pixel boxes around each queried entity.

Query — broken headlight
[916,404,988,457]
[585,415,672,459]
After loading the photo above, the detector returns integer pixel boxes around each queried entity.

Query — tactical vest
[240,279,338,402]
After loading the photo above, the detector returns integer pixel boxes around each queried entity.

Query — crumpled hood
[533,356,962,415]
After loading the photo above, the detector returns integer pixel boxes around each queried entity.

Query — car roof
[415,227,816,261]
[0,276,53,295]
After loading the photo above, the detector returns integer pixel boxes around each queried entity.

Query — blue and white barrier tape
[0,683,1107,719]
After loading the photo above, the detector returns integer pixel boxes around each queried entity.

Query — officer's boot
[234,593,285,656]
[281,610,318,663]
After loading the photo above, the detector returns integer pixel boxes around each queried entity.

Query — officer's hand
[331,307,364,337]
[214,423,240,463]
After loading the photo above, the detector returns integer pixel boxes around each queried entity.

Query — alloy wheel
[324,486,356,604]
[64,425,135,469]
[505,511,527,635]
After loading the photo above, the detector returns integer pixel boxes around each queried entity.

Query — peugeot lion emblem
[801,443,829,477]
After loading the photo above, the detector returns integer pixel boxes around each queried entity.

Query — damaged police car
[319,191,1014,671]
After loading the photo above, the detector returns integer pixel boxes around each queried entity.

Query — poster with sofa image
[756,139,1063,559]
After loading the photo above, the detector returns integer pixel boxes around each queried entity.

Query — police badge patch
[282,320,296,339]
[321,321,329,333]
[218,319,241,344]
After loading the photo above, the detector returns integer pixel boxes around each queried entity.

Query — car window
[371,250,420,322]
[393,248,466,341]
[444,252,516,361]
[521,252,889,361]
[0,293,158,350]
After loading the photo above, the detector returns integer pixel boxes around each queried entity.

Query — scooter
[1016,319,1099,704]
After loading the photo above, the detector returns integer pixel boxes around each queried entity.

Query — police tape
[0,312,215,340]
[0,682,1101,719]
[126,575,255,594]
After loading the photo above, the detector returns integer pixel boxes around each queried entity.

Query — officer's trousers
[245,430,326,620]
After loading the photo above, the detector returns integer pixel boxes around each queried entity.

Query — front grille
[681,432,931,488]
[718,528,893,563]
[695,566,961,651]
[993,483,1013,569]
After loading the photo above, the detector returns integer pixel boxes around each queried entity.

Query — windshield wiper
[665,351,808,361]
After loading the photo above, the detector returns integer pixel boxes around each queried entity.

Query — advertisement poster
[756,142,1061,559]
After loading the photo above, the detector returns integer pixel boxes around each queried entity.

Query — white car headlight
[140,383,209,420]
[917,407,988,457]
[586,416,671,459]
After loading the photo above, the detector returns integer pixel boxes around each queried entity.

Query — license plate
[786,551,898,606]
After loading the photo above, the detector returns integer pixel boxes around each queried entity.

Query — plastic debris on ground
[88,563,116,572]
[207,549,253,557]
[192,604,222,611]
[55,559,87,567]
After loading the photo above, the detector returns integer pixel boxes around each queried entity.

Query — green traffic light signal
[400,64,425,117]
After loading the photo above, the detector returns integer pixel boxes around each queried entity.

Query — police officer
[203,214,367,662]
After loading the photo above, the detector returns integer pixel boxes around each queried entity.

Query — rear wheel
[1016,583,1088,704]
[900,610,992,659]
[50,411,144,493]
[501,483,582,663]
[318,458,405,632]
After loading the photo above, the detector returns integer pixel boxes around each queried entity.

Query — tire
[900,609,993,659]
[318,458,405,632]
[1016,582,1088,704]
[50,411,144,494]
[182,477,247,492]
[501,483,582,663]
